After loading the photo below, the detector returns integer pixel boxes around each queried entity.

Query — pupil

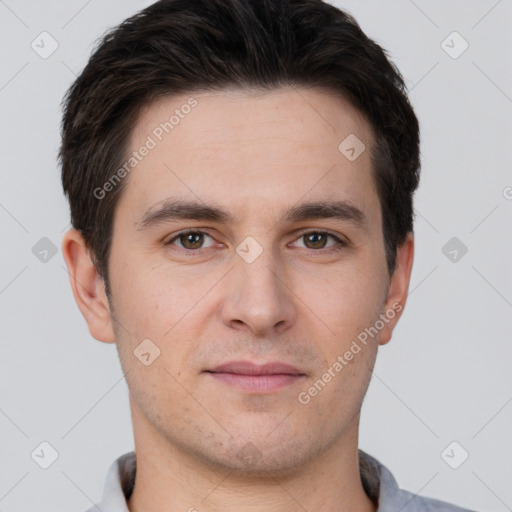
[307,233,325,248]
[184,233,202,248]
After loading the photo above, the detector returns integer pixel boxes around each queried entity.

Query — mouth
[204,360,306,393]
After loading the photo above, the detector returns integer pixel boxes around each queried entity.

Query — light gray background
[0,1,511,511]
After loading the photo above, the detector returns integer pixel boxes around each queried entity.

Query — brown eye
[167,230,215,250]
[179,232,204,249]
[292,231,346,253]
[303,232,329,249]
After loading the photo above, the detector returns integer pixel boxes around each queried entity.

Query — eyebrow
[135,198,370,232]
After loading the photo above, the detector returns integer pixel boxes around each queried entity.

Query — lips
[207,360,304,376]
[205,360,305,393]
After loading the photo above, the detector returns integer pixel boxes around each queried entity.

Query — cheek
[111,263,185,334]
[298,344,377,432]
[110,265,209,379]
[329,352,376,413]
[299,262,385,336]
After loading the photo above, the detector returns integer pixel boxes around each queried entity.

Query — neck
[127,407,376,512]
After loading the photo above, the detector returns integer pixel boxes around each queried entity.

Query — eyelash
[165,229,347,256]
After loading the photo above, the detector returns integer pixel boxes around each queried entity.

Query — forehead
[116,86,380,229]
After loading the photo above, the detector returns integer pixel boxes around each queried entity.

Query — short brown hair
[60,0,420,298]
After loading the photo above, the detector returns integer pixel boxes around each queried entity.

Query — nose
[220,243,297,336]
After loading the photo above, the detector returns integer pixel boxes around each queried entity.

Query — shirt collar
[91,449,459,512]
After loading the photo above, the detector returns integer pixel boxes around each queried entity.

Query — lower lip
[207,372,304,392]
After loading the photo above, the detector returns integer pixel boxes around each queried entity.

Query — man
[60,0,475,510]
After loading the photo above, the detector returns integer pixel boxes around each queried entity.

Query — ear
[61,229,116,344]
[378,232,415,346]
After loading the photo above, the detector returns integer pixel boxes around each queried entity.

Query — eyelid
[166,228,217,249]
[165,228,348,252]
[291,228,347,244]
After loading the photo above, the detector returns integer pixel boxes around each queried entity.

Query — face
[103,87,408,474]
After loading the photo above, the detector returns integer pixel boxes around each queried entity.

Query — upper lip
[207,360,304,376]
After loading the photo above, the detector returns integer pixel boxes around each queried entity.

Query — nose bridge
[221,235,296,333]
[238,239,282,292]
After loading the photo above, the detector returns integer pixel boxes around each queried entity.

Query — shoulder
[81,451,136,512]
[395,488,477,512]
[358,449,477,512]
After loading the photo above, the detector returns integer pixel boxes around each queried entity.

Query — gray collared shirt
[85,450,476,511]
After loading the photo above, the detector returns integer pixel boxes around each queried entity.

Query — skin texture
[62,86,414,512]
